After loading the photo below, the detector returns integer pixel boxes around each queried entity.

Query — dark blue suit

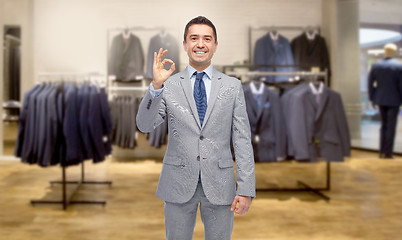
[368,58,402,156]
[88,86,106,163]
[253,33,295,83]
[243,83,286,162]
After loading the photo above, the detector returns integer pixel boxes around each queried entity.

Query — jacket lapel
[201,68,222,131]
[315,86,329,121]
[256,86,269,120]
[179,69,202,129]
[244,85,259,118]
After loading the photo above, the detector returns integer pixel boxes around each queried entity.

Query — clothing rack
[224,68,329,86]
[248,25,321,65]
[225,68,331,201]
[30,73,112,210]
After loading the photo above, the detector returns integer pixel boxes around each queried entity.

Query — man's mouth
[194,51,207,55]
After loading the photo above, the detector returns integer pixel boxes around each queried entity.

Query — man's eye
[191,37,197,41]
[205,38,211,42]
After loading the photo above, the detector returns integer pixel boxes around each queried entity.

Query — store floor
[1,150,401,240]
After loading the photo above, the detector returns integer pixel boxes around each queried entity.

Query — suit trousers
[163,178,234,240]
[379,106,400,155]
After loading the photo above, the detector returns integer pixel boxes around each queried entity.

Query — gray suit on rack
[285,83,350,161]
[137,67,256,204]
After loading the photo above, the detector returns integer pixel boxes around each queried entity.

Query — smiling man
[136,16,255,240]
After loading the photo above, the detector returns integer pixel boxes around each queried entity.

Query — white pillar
[322,0,361,140]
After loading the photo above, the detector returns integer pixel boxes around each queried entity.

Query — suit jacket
[368,58,402,106]
[243,83,286,162]
[146,33,180,79]
[63,84,84,166]
[136,67,256,205]
[253,33,295,82]
[109,33,144,81]
[286,83,350,162]
[291,33,331,78]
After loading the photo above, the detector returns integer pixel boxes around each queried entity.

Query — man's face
[183,24,218,70]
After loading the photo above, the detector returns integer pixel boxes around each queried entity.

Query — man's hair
[184,16,217,43]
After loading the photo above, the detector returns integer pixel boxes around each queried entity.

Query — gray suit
[285,83,350,161]
[137,67,255,204]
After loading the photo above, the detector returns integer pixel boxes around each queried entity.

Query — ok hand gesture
[152,48,175,89]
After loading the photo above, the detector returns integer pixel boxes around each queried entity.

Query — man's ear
[183,41,187,52]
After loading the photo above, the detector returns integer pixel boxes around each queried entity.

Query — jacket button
[197,156,200,161]
[200,136,204,140]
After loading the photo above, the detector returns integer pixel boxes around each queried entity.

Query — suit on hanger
[15,84,41,161]
[368,58,402,156]
[253,33,295,83]
[109,33,144,81]
[291,33,331,81]
[286,84,350,161]
[243,83,286,162]
[146,33,180,79]
[136,67,255,205]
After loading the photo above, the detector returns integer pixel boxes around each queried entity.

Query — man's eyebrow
[189,34,213,38]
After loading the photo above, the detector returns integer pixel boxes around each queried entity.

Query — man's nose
[196,39,205,48]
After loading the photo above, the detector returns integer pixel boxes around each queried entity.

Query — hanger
[269,26,279,41]
[122,25,130,39]
[159,28,167,38]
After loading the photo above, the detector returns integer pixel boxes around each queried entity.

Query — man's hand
[152,48,175,89]
[230,195,251,215]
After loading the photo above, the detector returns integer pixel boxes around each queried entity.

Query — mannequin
[368,43,402,159]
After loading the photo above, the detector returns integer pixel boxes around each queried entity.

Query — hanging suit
[291,32,331,77]
[146,33,180,79]
[109,33,144,81]
[285,83,350,162]
[253,33,295,83]
[243,83,286,162]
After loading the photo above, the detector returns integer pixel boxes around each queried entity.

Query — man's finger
[161,58,174,67]
[168,62,176,74]
[230,198,238,211]
[153,52,157,66]
[157,48,163,63]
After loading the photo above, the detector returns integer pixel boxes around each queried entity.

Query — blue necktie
[193,72,207,126]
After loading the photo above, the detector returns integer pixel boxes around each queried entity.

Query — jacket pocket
[163,155,184,166]
[323,133,339,145]
[218,159,235,168]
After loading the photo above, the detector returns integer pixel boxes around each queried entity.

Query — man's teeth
[196,51,205,53]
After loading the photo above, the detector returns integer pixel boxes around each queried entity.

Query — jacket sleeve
[335,93,351,157]
[272,91,286,159]
[231,80,256,198]
[136,87,167,133]
[368,66,376,102]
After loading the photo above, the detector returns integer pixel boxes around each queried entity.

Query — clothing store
[1,0,402,239]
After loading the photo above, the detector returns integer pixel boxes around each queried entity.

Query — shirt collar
[187,64,213,80]
[309,82,324,94]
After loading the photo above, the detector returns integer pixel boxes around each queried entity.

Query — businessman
[368,43,402,159]
[136,16,255,240]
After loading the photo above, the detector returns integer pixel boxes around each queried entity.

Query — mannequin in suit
[368,43,402,159]
[136,16,255,240]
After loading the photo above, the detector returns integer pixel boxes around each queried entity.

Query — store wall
[360,0,402,25]
[33,0,323,78]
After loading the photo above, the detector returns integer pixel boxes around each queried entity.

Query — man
[136,16,255,240]
[368,43,402,159]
